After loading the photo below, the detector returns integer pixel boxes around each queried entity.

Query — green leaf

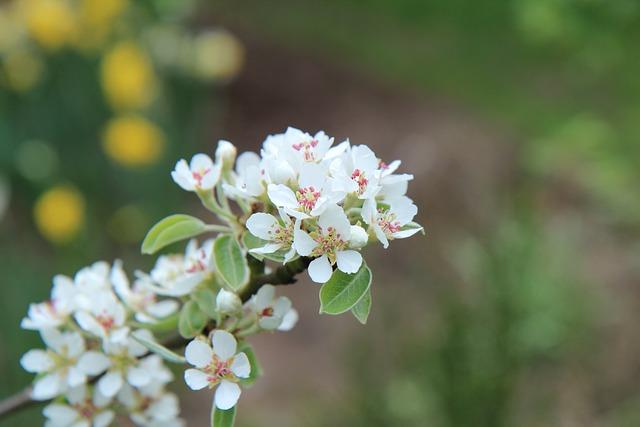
[178,301,207,338]
[192,288,218,318]
[237,342,262,387]
[319,263,372,315]
[242,232,297,263]
[214,234,249,291]
[131,330,186,364]
[211,406,236,427]
[351,288,372,324]
[142,214,206,255]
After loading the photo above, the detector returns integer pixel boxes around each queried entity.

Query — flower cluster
[20,261,184,426]
[19,128,420,426]
[173,127,422,283]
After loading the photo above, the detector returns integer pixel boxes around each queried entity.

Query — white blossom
[294,204,363,283]
[245,284,297,331]
[42,385,114,427]
[74,291,129,345]
[183,330,250,410]
[96,331,159,398]
[171,154,221,192]
[329,145,382,200]
[362,196,421,248]
[215,140,237,168]
[111,260,178,324]
[216,289,242,315]
[21,275,76,331]
[222,151,265,200]
[118,383,184,427]
[21,329,107,400]
[245,209,296,262]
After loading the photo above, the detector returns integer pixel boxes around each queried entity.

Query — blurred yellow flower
[0,6,25,53]
[101,41,156,110]
[18,0,76,50]
[192,30,245,81]
[103,115,165,167]
[74,0,128,51]
[2,49,44,91]
[34,185,85,244]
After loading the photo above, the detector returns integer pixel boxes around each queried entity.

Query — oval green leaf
[131,330,186,364]
[319,263,372,315]
[211,406,236,427]
[142,214,206,255]
[237,342,262,387]
[192,288,218,318]
[178,300,207,338]
[214,234,249,291]
[351,288,372,324]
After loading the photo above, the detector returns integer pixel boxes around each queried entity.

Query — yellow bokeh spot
[34,185,85,244]
[2,49,44,91]
[74,0,128,51]
[192,30,245,81]
[18,0,76,51]
[101,41,156,110]
[103,115,165,167]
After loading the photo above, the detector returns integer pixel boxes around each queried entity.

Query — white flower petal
[32,373,63,400]
[66,367,86,388]
[293,229,317,256]
[184,369,209,390]
[43,404,78,424]
[93,411,115,427]
[185,340,213,368]
[146,300,179,318]
[97,371,123,398]
[20,349,54,373]
[211,330,237,360]
[254,285,275,311]
[267,184,298,209]
[278,309,299,331]
[190,153,214,172]
[127,366,151,387]
[336,250,362,274]
[214,380,241,410]
[230,353,251,379]
[308,256,333,284]
[246,213,278,240]
[78,351,111,375]
[250,243,283,255]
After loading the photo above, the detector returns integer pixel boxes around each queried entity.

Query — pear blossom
[118,383,184,427]
[21,275,76,331]
[267,163,343,219]
[183,330,250,410]
[43,385,114,427]
[222,151,265,200]
[245,209,296,262]
[96,331,158,398]
[74,292,129,345]
[216,289,242,315]
[73,261,114,311]
[245,284,298,331]
[215,139,237,168]
[294,204,363,283]
[378,159,414,199]
[20,329,107,400]
[362,196,421,248]
[141,239,213,297]
[329,145,382,200]
[171,154,221,192]
[111,261,178,323]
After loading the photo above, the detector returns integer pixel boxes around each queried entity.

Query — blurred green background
[1,0,639,426]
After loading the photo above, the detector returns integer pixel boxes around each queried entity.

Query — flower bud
[349,225,368,249]
[215,140,237,170]
[216,289,242,314]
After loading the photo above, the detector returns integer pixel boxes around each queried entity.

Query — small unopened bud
[215,140,237,170]
[349,225,368,249]
[216,289,242,314]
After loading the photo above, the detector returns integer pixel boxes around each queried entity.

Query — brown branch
[0,258,310,421]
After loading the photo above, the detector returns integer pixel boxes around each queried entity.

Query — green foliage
[192,288,219,318]
[351,288,372,324]
[319,263,372,315]
[238,342,263,387]
[214,234,250,291]
[131,331,186,364]
[141,214,207,254]
[211,406,236,427]
[178,300,208,339]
